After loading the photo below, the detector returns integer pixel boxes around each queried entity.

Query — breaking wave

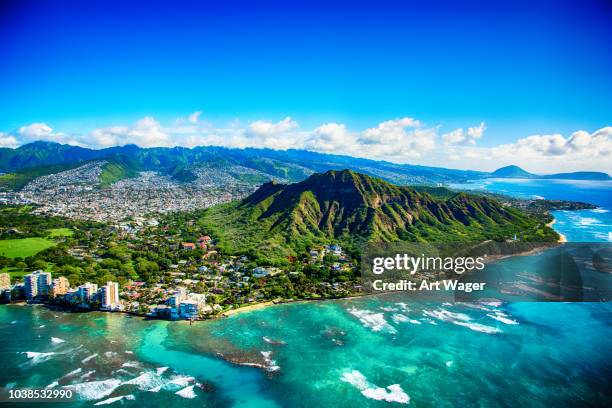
[347,307,397,334]
[341,370,409,404]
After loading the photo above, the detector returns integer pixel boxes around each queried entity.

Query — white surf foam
[62,368,83,379]
[51,337,65,344]
[22,351,55,364]
[175,385,197,399]
[156,367,168,376]
[94,394,135,405]
[341,370,409,404]
[486,312,518,325]
[347,308,397,334]
[423,308,501,334]
[124,372,159,391]
[121,361,141,368]
[82,353,98,364]
[167,375,196,388]
[261,351,280,372]
[80,370,96,380]
[45,381,59,388]
[68,378,122,400]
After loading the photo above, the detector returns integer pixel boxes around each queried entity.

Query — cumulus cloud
[246,117,298,137]
[188,111,202,124]
[89,117,172,148]
[18,122,83,146]
[0,132,19,148]
[443,122,486,145]
[305,123,352,152]
[3,115,610,174]
[492,127,612,159]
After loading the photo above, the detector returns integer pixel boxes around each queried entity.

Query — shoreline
[547,218,567,243]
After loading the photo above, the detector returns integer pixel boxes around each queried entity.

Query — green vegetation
[0,237,56,258]
[99,160,139,187]
[47,228,74,237]
[198,170,559,264]
[0,163,81,191]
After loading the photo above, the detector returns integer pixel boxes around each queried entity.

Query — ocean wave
[45,381,59,388]
[94,394,135,406]
[68,378,123,401]
[347,308,397,334]
[175,385,197,399]
[261,351,280,372]
[123,371,165,391]
[391,313,422,325]
[341,370,409,404]
[62,368,83,379]
[51,337,65,344]
[156,367,168,376]
[22,351,55,364]
[80,370,96,380]
[577,217,600,226]
[262,336,287,346]
[167,375,196,388]
[486,311,518,325]
[395,302,410,312]
[423,308,501,334]
[82,353,98,364]
[591,208,609,213]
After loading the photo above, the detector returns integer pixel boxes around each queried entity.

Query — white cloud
[19,123,54,139]
[443,122,486,145]
[0,132,19,148]
[88,117,172,148]
[246,117,298,137]
[188,111,202,124]
[17,122,83,146]
[305,123,352,152]
[3,116,610,174]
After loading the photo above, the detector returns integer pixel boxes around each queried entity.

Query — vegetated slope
[0,163,84,191]
[199,170,557,263]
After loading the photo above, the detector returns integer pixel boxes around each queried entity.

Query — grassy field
[0,237,56,258]
[47,228,74,237]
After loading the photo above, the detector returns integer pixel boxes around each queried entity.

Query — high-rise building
[24,270,52,299]
[24,274,37,299]
[77,282,98,303]
[36,271,52,296]
[0,273,10,290]
[179,300,199,319]
[100,281,120,310]
[51,277,69,297]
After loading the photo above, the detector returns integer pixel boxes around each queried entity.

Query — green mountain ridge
[199,170,558,263]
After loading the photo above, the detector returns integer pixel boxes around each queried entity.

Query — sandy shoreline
[547,219,567,243]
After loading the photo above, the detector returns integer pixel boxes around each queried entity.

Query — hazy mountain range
[0,141,608,191]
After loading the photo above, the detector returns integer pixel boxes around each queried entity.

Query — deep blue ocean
[0,179,610,407]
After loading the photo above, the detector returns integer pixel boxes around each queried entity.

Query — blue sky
[0,0,610,172]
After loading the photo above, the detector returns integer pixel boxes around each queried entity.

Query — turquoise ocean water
[1,179,611,407]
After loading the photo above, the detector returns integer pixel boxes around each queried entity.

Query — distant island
[489,165,610,180]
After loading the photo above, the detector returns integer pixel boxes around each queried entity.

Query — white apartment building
[100,281,120,310]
